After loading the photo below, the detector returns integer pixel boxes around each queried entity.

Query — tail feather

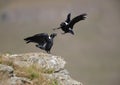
[24,37,32,44]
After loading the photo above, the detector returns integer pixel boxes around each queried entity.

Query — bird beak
[53,27,61,30]
[69,30,74,35]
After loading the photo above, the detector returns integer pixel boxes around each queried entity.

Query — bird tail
[24,37,32,44]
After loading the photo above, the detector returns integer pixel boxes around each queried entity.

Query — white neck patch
[65,22,68,25]
[49,36,51,39]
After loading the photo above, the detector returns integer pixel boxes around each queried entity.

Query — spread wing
[65,13,71,23]
[24,33,49,44]
[68,13,87,29]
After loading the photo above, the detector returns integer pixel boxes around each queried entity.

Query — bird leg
[47,51,51,54]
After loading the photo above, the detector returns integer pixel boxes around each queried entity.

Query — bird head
[50,33,57,38]
[60,22,67,27]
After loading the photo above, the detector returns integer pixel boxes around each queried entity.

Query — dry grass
[0,55,58,85]
[14,65,58,85]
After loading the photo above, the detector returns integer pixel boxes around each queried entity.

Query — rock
[0,52,83,85]
[2,53,66,72]
[0,64,32,85]
[45,69,83,85]
[8,77,32,85]
[0,76,32,85]
[0,64,14,77]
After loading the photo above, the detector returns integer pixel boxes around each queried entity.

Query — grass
[42,67,55,74]
[0,54,59,85]
[51,79,59,85]
[0,56,14,67]
[14,65,58,85]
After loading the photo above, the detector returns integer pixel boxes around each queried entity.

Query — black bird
[53,13,87,35]
[24,33,57,53]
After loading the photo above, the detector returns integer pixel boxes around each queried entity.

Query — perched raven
[24,33,57,53]
[53,13,87,35]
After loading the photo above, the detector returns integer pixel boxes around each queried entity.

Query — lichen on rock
[0,52,83,85]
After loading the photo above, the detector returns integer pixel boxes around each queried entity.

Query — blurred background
[0,0,120,85]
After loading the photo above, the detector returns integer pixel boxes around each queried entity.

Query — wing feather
[65,13,71,23]
[24,33,49,44]
[68,13,87,29]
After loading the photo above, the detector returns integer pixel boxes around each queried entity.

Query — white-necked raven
[53,13,87,35]
[24,33,57,53]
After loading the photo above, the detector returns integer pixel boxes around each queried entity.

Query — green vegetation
[0,55,59,85]
[42,67,55,74]
[14,65,58,85]
[51,79,59,85]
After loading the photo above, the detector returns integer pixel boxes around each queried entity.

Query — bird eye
[60,22,65,27]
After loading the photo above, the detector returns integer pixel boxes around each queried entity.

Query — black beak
[53,27,61,30]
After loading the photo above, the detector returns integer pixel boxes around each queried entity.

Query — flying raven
[24,33,57,53]
[53,13,87,35]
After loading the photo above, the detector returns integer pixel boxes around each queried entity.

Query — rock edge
[0,52,83,85]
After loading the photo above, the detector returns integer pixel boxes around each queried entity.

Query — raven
[24,33,57,53]
[53,13,87,35]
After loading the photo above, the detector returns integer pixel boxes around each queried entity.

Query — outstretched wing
[65,13,71,23]
[68,13,87,29]
[24,33,49,44]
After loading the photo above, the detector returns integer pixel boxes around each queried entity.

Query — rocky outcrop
[0,52,83,85]
[0,64,32,85]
